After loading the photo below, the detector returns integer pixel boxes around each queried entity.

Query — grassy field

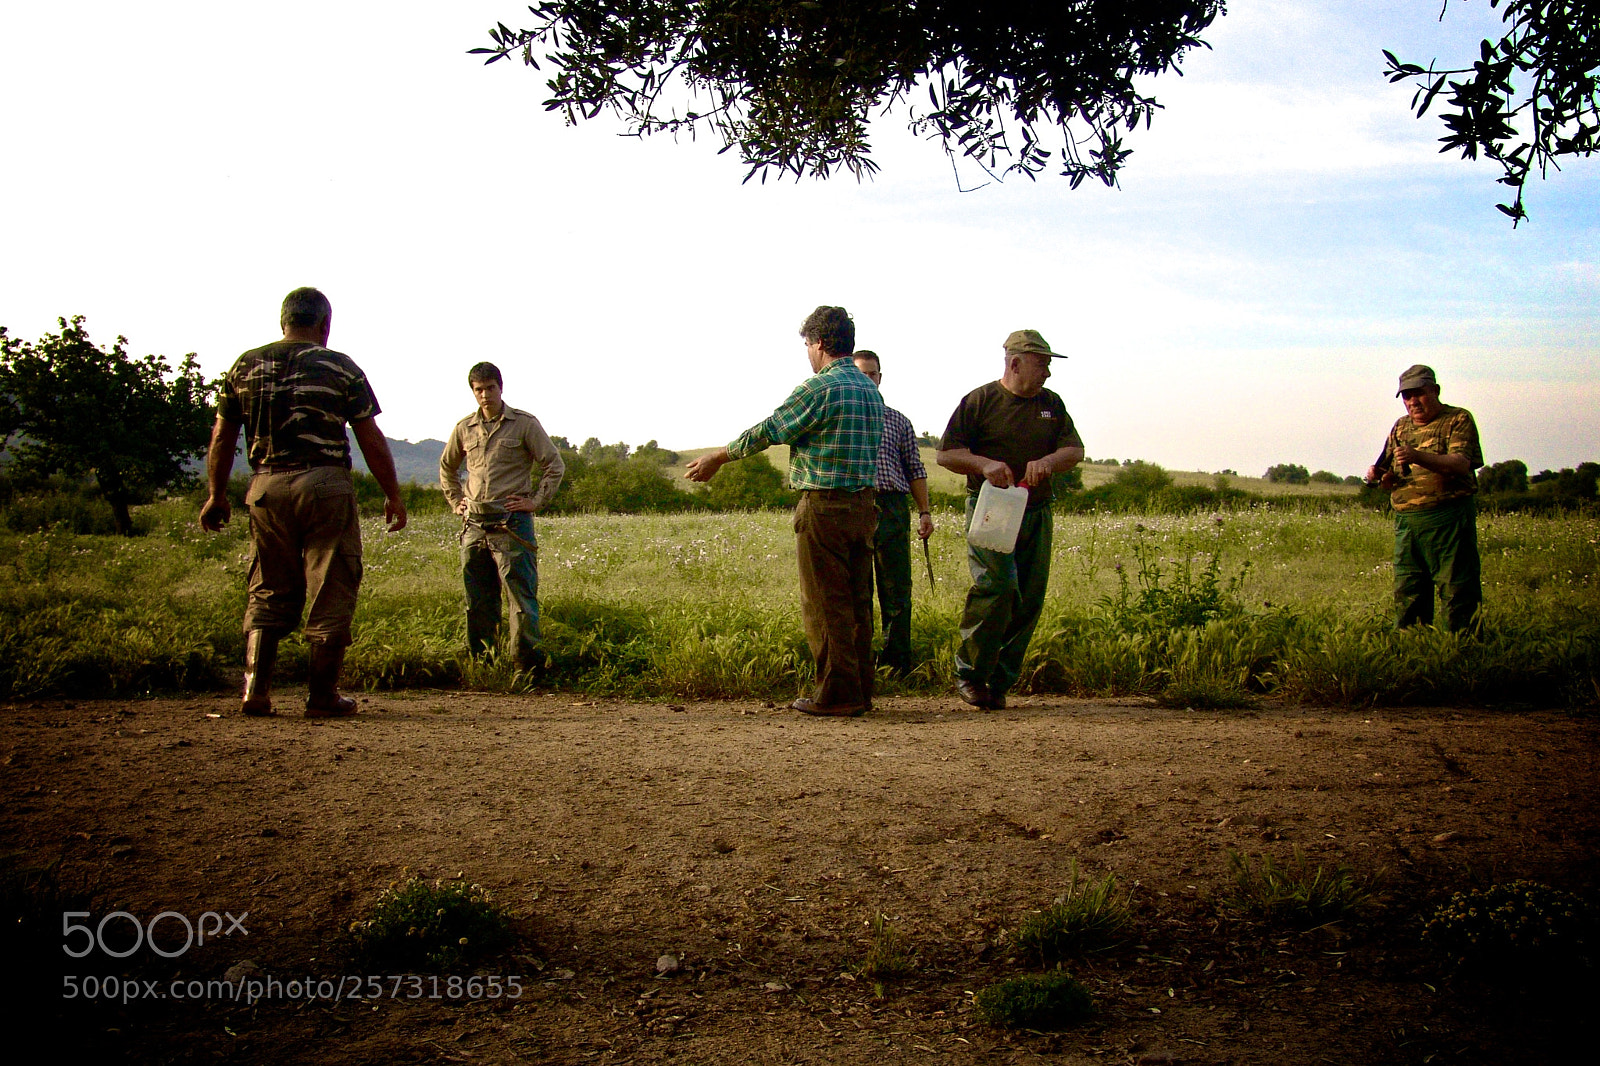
[1,496,1594,708]
[666,450,1362,499]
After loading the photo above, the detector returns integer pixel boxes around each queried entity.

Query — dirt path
[3,691,1595,1064]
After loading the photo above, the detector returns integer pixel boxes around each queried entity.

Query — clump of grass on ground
[973,970,1095,1029]
[0,852,97,1010]
[1224,848,1377,928]
[350,874,511,970]
[1424,880,1595,977]
[854,913,916,991]
[1010,863,1133,964]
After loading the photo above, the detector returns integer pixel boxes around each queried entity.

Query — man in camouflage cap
[1366,364,1483,632]
[200,287,408,717]
[937,329,1085,710]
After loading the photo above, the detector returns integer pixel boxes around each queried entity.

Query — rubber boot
[304,641,357,718]
[241,629,280,717]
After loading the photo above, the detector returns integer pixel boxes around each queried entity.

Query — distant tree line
[1477,459,1600,512]
[544,437,798,514]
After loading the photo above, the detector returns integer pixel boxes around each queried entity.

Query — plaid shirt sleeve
[875,406,926,492]
[728,361,881,489]
[727,378,822,459]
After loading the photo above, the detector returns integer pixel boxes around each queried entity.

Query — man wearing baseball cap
[936,329,1085,709]
[1366,364,1483,632]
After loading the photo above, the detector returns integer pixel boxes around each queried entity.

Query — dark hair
[467,361,503,387]
[798,306,855,357]
[853,350,880,369]
[280,287,332,330]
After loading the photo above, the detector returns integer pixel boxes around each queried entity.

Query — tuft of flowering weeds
[350,875,511,970]
[1424,880,1594,973]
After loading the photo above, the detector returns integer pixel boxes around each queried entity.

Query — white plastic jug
[968,481,1029,553]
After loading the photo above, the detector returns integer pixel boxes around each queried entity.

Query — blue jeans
[461,511,541,665]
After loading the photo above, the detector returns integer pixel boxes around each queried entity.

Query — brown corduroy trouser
[793,488,877,710]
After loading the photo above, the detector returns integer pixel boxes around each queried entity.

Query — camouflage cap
[1396,364,1438,396]
[1003,329,1065,359]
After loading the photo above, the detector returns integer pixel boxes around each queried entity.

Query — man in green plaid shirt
[687,306,884,717]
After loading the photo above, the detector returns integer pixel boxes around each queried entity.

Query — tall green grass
[0,500,1595,706]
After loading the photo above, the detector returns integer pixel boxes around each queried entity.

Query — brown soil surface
[2,691,1595,1064]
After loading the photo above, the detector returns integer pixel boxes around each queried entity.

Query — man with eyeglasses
[1366,364,1483,632]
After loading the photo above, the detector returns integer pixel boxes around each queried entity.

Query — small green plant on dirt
[973,970,1095,1029]
[1156,676,1256,709]
[1423,880,1594,975]
[1010,863,1133,963]
[1224,848,1376,928]
[854,913,916,991]
[0,851,97,1007]
[350,874,511,970]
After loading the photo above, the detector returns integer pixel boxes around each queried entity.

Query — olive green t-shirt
[940,381,1082,509]
[1380,404,1482,513]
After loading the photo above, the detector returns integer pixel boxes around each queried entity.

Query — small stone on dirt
[224,960,260,984]
[656,954,681,975]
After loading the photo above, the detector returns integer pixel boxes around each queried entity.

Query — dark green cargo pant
[871,491,914,671]
[957,498,1053,696]
[1393,496,1481,632]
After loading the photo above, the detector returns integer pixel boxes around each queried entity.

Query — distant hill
[351,434,446,487]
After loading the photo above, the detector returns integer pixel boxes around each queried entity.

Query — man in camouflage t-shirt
[200,287,408,718]
[1366,364,1483,632]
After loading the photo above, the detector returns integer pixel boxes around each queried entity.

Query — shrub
[1479,458,1529,495]
[2,491,147,536]
[1010,864,1132,963]
[973,970,1094,1029]
[1265,463,1310,485]
[1113,460,1173,495]
[695,453,797,511]
[1310,470,1342,484]
[557,458,698,514]
[352,472,451,517]
[1224,848,1376,928]
[1099,538,1250,633]
[1423,881,1594,975]
[350,875,512,970]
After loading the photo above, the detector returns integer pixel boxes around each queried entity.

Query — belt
[802,487,875,497]
[254,462,345,474]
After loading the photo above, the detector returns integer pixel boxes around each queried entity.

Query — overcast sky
[2,1,1595,477]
